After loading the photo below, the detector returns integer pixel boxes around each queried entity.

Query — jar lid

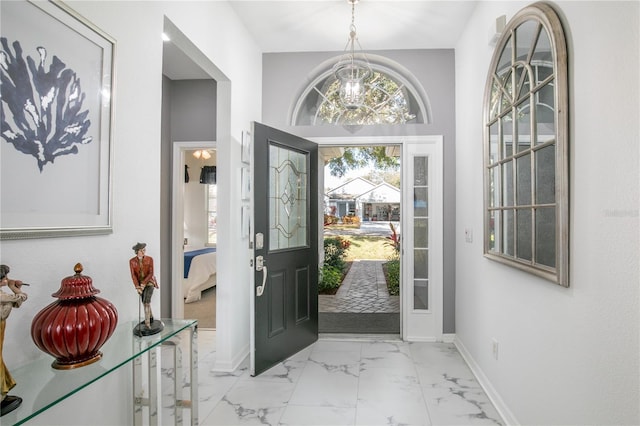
[52,263,101,300]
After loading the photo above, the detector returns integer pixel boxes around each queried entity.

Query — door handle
[256,255,267,297]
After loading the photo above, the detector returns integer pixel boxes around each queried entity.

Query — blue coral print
[0,37,92,172]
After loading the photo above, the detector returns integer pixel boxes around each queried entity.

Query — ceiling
[163,1,478,80]
[228,1,477,52]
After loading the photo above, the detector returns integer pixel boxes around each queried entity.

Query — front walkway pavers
[319,259,399,313]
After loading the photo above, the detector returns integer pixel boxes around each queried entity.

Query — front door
[250,122,319,376]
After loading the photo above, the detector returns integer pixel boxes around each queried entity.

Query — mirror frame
[482,2,569,286]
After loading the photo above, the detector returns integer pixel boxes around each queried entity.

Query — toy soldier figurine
[129,243,163,336]
[1,265,28,416]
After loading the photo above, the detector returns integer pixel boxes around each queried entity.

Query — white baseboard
[454,336,519,426]
[442,333,455,343]
[211,343,249,373]
[405,336,438,342]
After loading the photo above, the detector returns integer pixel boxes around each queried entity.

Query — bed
[183,247,217,303]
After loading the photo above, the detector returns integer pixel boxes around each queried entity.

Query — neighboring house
[326,177,400,221]
[325,177,375,218]
[356,182,400,221]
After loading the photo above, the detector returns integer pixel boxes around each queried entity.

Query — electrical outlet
[492,338,499,360]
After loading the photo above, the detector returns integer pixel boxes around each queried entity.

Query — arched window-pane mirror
[483,3,569,286]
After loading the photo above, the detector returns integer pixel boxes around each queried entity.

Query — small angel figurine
[1,264,28,416]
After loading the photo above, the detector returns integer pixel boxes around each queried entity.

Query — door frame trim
[311,135,444,341]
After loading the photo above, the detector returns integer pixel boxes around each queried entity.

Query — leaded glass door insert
[269,144,308,251]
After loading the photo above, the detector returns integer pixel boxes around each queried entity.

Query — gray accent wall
[262,49,457,333]
[160,77,217,317]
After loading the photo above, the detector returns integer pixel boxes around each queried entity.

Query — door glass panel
[414,157,428,185]
[414,218,428,248]
[413,156,429,310]
[269,143,308,250]
[414,280,428,310]
[413,188,428,217]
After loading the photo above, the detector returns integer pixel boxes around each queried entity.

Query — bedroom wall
[0,2,261,424]
[262,49,458,333]
[455,1,639,424]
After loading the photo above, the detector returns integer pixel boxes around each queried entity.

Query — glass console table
[4,319,198,426]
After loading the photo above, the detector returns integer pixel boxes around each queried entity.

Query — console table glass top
[4,319,197,425]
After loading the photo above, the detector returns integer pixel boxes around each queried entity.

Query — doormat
[319,312,400,334]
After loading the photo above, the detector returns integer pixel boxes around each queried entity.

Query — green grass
[321,233,397,295]
[338,235,395,261]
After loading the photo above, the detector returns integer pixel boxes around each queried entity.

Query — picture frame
[241,130,251,164]
[0,0,115,240]
[241,166,251,201]
[241,205,251,239]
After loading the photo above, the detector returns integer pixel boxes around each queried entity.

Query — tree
[327,146,398,178]
[363,170,401,188]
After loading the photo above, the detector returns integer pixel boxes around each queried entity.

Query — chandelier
[332,0,372,110]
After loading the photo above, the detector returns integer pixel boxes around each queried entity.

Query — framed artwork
[241,205,251,239]
[241,166,251,201]
[241,130,251,164]
[0,0,115,239]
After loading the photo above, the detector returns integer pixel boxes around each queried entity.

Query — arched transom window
[292,64,427,127]
[483,3,569,286]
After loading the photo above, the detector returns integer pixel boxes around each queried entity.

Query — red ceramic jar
[31,263,118,369]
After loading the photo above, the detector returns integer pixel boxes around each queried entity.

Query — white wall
[0,1,261,423]
[455,1,639,424]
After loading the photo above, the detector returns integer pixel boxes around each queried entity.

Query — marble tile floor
[162,330,503,426]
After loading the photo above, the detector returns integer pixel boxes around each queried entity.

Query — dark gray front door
[251,122,318,376]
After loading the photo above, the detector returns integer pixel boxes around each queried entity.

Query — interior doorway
[179,146,218,329]
[170,142,216,324]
